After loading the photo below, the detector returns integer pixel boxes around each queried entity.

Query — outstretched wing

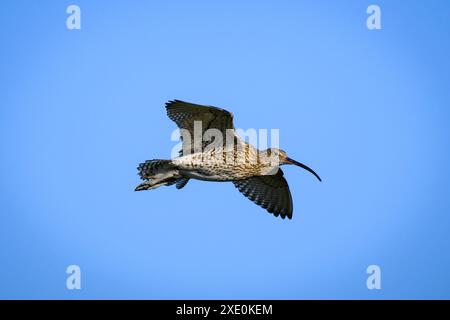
[165,100,237,155]
[233,169,294,219]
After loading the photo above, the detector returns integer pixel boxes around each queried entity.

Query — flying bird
[135,100,321,219]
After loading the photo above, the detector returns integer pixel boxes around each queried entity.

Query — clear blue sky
[1,0,449,299]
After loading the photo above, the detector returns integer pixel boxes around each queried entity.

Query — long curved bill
[286,157,322,182]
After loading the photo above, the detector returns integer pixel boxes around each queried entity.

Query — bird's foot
[135,181,151,191]
[134,178,173,191]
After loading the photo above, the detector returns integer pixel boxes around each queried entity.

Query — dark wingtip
[165,99,184,106]
[165,99,180,109]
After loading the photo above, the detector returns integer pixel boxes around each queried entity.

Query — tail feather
[137,159,174,180]
[136,159,189,191]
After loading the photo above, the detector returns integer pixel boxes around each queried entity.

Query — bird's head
[264,148,322,182]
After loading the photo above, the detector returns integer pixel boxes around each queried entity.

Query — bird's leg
[135,175,180,191]
[135,179,167,191]
[135,180,155,191]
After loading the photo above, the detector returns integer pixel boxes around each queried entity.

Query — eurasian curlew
[135,100,321,219]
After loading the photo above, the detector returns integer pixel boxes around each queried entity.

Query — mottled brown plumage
[135,100,321,219]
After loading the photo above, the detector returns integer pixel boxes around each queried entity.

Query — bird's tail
[136,159,190,191]
[137,159,175,180]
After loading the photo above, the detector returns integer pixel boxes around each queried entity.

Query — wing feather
[233,169,294,219]
[165,100,236,156]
